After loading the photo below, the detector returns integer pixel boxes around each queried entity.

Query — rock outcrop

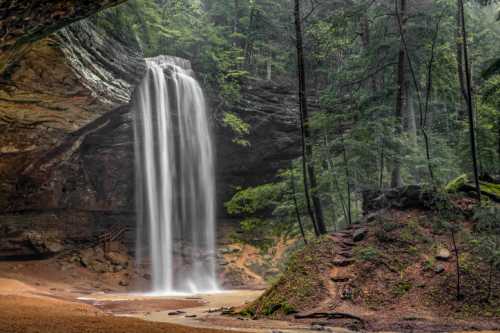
[215,78,317,209]
[0,0,126,72]
[0,17,144,258]
[362,185,437,213]
[0,228,64,258]
[0,20,145,212]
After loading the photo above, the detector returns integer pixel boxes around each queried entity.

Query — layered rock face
[0,0,126,72]
[0,18,145,256]
[0,19,145,212]
[215,78,317,210]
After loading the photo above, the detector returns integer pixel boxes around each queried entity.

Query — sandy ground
[0,277,322,333]
[81,290,326,333]
[0,278,244,333]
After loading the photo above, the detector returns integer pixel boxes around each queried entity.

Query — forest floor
[246,201,500,332]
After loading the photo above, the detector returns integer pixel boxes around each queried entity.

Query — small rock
[104,252,129,267]
[220,247,240,254]
[353,228,367,242]
[168,310,185,316]
[363,212,381,223]
[311,324,331,331]
[331,276,350,283]
[333,258,355,267]
[185,314,197,318]
[143,273,151,280]
[221,307,235,315]
[434,264,445,274]
[119,280,129,287]
[436,248,451,261]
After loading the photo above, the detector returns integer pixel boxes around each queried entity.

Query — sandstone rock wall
[215,78,318,212]
[0,0,126,72]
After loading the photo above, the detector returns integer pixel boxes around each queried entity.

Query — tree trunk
[456,4,468,119]
[379,140,385,190]
[294,0,327,235]
[451,230,463,301]
[233,0,240,48]
[290,167,308,245]
[244,5,256,70]
[458,0,481,202]
[342,136,352,225]
[391,0,408,188]
[267,48,272,81]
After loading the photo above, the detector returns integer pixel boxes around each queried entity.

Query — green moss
[445,174,500,198]
[446,174,469,192]
[480,181,500,196]
[393,280,412,296]
[354,245,381,262]
[246,237,334,317]
[423,257,436,271]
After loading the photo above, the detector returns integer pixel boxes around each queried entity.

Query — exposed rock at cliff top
[0,19,145,212]
[0,0,126,73]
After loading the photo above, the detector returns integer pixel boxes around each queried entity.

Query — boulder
[104,252,129,267]
[446,174,500,203]
[436,248,451,261]
[0,230,63,258]
[362,186,437,213]
[434,264,445,274]
[353,228,368,242]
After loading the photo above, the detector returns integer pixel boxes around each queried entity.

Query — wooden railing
[98,224,130,252]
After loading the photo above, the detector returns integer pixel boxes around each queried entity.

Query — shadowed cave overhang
[0,0,127,73]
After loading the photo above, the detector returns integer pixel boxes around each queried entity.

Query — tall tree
[392,0,408,188]
[294,0,327,235]
[458,0,481,201]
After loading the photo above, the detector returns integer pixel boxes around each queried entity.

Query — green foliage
[225,182,283,215]
[354,246,381,262]
[222,112,251,146]
[393,280,413,297]
[470,205,500,271]
[446,174,469,192]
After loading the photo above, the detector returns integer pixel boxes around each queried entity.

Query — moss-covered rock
[446,174,500,202]
[244,237,335,317]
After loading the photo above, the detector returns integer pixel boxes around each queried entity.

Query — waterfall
[133,56,218,294]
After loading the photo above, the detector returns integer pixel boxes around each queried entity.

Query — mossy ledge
[242,237,335,318]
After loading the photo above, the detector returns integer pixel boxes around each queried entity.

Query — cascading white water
[133,56,218,295]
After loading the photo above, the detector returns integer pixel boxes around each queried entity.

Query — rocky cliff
[0,0,126,73]
[0,19,145,212]
[0,15,145,256]
[215,78,318,210]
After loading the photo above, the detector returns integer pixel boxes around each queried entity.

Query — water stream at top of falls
[133,56,218,295]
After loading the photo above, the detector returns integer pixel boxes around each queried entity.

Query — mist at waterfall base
[133,56,219,296]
